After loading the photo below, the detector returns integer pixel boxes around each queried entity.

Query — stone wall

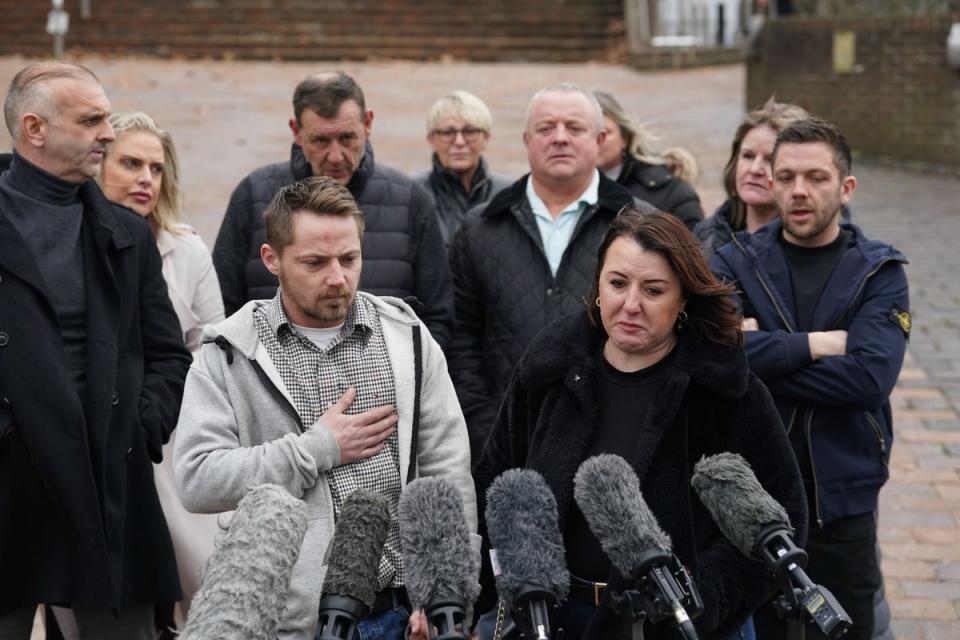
[747,14,960,168]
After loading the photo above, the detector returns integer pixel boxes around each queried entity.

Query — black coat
[616,155,704,231]
[212,142,454,349]
[473,312,808,639]
[0,179,191,612]
[413,154,512,247]
[448,174,651,456]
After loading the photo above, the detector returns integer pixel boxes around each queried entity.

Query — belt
[567,578,608,607]
[371,587,411,617]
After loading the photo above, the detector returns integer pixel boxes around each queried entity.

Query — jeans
[356,606,411,640]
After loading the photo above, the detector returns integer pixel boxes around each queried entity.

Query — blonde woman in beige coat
[98,112,225,634]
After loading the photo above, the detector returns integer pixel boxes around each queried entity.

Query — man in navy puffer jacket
[212,72,452,349]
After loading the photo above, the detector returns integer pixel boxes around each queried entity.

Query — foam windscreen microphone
[691,453,852,638]
[574,454,702,640]
[399,477,479,639]
[180,484,308,640]
[315,489,392,640]
[485,468,569,640]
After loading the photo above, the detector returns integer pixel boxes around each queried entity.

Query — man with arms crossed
[711,118,909,640]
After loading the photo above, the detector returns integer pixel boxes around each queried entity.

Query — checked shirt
[254,289,404,589]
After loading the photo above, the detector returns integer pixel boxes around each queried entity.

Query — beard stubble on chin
[306,290,353,324]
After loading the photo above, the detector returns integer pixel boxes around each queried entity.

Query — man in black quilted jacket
[212,72,453,349]
[448,83,653,457]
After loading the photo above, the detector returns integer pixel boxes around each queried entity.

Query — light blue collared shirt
[526,169,600,276]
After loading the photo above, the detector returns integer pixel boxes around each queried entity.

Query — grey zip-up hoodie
[174,293,479,639]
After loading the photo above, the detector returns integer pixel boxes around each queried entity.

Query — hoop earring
[677,309,688,328]
[595,297,601,307]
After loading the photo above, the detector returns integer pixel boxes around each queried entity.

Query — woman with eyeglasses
[414,91,511,246]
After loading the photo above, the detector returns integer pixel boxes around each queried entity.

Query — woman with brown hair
[694,97,810,256]
[473,210,806,639]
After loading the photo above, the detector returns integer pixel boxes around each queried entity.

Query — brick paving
[1,56,958,638]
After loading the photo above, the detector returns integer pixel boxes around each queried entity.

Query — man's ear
[363,109,374,137]
[289,118,301,143]
[261,243,281,276]
[840,175,857,205]
[21,113,46,148]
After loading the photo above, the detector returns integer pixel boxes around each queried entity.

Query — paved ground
[2,56,958,638]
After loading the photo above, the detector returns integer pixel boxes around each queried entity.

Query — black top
[780,228,853,332]
[564,346,674,582]
[0,153,87,391]
[779,227,853,493]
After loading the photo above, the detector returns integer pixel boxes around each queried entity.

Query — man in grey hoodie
[174,176,478,640]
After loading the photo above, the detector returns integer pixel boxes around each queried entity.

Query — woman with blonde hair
[594,90,704,231]
[98,111,224,635]
[693,97,810,255]
[414,90,511,246]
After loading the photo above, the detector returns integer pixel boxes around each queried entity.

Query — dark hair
[722,96,810,231]
[587,209,742,347]
[265,176,364,252]
[772,117,852,178]
[293,72,366,125]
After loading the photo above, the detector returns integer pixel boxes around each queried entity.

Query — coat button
[126,447,134,460]
[0,396,10,408]
[0,332,8,347]
[111,391,120,406]
[573,374,581,382]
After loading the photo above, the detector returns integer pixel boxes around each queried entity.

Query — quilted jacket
[447,173,652,455]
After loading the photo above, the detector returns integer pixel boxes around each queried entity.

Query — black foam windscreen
[320,488,392,609]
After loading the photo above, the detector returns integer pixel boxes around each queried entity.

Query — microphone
[574,454,702,640]
[691,452,852,639]
[315,489,392,640]
[398,477,480,640]
[485,468,569,640]
[180,484,308,640]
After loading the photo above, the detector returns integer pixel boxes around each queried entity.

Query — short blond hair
[100,111,183,234]
[425,90,493,133]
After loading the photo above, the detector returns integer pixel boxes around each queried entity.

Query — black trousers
[754,512,881,640]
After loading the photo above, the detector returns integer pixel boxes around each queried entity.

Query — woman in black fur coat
[473,210,806,640]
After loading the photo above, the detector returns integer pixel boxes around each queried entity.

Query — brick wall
[747,15,960,168]
[0,0,625,63]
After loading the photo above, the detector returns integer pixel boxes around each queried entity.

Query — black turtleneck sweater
[0,153,87,392]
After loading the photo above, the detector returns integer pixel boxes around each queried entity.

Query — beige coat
[154,224,226,622]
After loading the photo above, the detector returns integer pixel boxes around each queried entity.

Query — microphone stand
[498,584,563,640]
[608,549,702,640]
[755,528,852,640]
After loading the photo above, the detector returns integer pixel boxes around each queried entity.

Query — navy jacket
[710,220,908,527]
